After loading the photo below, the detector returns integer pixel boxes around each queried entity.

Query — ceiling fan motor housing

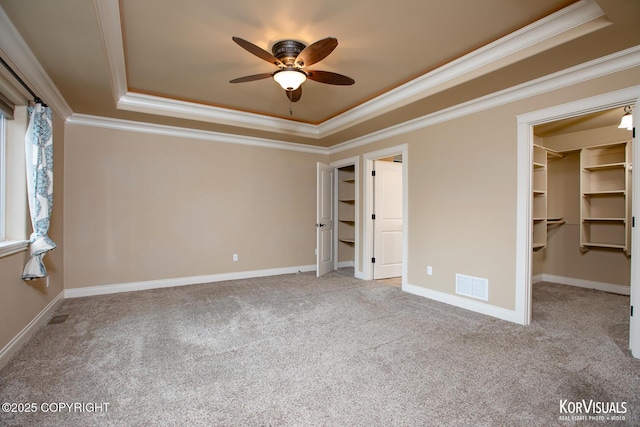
[272,40,306,66]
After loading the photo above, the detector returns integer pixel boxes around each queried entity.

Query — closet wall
[533,121,632,287]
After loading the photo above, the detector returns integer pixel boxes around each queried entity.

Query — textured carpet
[1,270,638,426]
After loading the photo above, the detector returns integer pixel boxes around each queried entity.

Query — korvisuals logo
[558,399,627,422]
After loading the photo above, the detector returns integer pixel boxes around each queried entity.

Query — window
[0,105,29,257]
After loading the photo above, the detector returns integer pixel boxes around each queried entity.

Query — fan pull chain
[289,100,293,116]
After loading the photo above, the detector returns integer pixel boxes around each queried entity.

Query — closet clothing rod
[0,56,47,107]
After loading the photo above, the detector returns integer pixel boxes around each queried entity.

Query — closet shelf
[531,144,552,251]
[580,141,631,255]
[546,149,565,159]
[583,242,625,250]
[337,165,356,264]
[547,218,566,225]
[583,162,625,171]
[582,190,625,196]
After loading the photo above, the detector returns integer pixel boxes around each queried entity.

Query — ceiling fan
[229,36,355,102]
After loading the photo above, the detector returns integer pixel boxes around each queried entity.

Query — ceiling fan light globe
[273,69,307,91]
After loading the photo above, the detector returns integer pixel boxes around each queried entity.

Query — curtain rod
[0,56,47,107]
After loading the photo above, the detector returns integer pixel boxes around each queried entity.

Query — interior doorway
[362,144,408,283]
[515,87,639,358]
[530,107,633,348]
[531,107,632,294]
[333,157,359,275]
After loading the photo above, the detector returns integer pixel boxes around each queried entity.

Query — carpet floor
[1,270,639,426]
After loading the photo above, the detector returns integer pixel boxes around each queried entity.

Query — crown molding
[94,0,127,103]
[66,113,328,155]
[517,83,640,126]
[1,0,633,158]
[0,5,72,119]
[94,0,606,139]
[66,45,640,157]
[329,45,640,155]
[117,92,320,138]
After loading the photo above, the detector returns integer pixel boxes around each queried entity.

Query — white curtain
[22,103,56,281]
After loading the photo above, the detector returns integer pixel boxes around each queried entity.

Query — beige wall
[331,107,520,309]
[404,106,518,310]
[330,104,521,310]
[331,67,640,311]
[0,111,64,354]
[534,124,632,286]
[63,124,327,289]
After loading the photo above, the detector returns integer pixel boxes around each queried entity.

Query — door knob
[315,223,325,228]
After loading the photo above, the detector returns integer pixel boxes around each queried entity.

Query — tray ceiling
[0,0,639,146]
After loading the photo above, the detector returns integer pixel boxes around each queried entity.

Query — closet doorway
[333,157,359,276]
[516,91,639,357]
[532,107,633,296]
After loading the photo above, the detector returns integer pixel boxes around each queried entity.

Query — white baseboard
[403,282,517,323]
[0,290,64,370]
[534,274,630,295]
[64,264,317,298]
[337,261,355,269]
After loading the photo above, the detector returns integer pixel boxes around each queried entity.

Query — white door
[373,160,403,279]
[316,163,335,277]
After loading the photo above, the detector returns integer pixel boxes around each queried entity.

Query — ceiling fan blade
[286,86,302,102]
[229,73,273,83]
[305,70,355,85]
[295,37,338,68]
[232,37,283,67]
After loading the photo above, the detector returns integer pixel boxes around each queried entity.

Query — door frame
[515,85,639,357]
[330,156,360,273]
[362,144,409,282]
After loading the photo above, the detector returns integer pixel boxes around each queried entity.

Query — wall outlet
[427,266,433,276]
[233,253,238,262]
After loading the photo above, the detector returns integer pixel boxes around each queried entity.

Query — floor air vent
[456,274,488,301]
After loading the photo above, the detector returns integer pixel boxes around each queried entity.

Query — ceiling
[534,106,629,138]
[0,0,639,147]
